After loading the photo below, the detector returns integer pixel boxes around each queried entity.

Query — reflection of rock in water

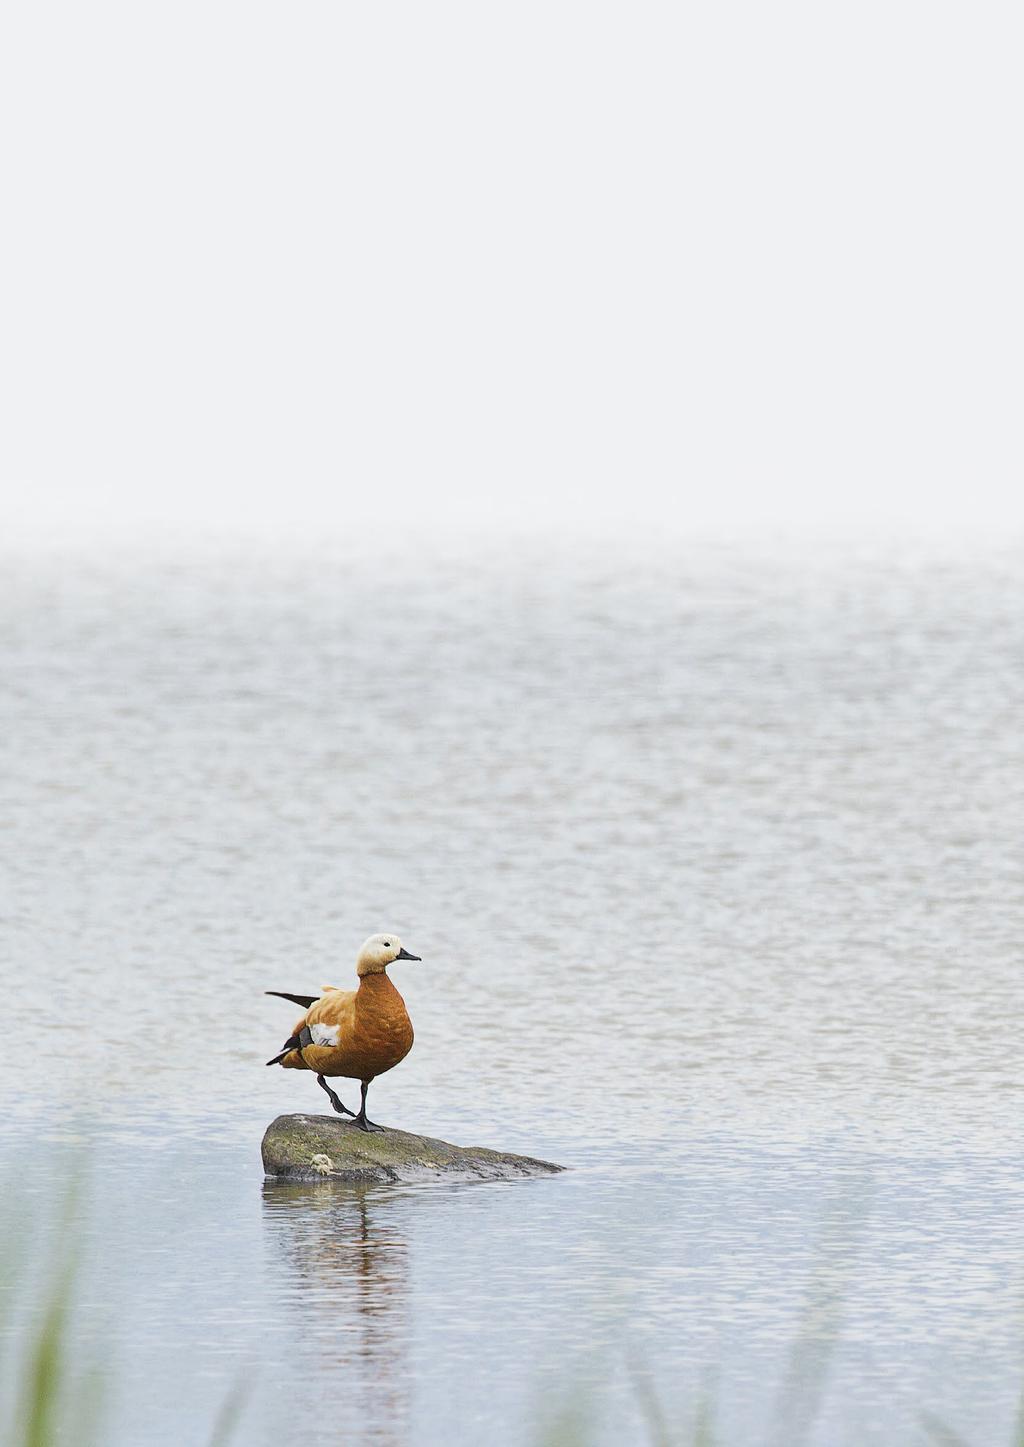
[262,1181,410,1447]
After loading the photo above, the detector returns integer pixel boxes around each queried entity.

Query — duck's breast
[351,974,414,1076]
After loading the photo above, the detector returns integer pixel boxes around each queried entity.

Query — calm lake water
[1,533,1021,1446]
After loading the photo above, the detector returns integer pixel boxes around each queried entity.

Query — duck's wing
[307,991,356,1025]
[266,990,319,1009]
[265,989,356,1066]
[300,990,357,1048]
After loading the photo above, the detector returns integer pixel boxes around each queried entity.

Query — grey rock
[261,1113,566,1184]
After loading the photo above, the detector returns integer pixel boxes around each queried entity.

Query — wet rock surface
[261,1113,566,1184]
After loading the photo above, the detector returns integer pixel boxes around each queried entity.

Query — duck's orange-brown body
[282,973,414,1081]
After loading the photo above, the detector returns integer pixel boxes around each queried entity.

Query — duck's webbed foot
[317,1074,354,1117]
[352,1114,386,1133]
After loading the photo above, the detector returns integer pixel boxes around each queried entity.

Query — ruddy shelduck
[266,932,421,1131]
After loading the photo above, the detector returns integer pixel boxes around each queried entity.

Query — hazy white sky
[1,2,1021,542]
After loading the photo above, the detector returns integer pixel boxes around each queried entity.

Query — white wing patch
[309,1022,340,1047]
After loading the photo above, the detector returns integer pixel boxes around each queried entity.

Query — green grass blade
[920,1410,973,1447]
[21,1262,76,1447]
[207,1377,248,1447]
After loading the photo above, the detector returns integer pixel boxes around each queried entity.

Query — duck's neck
[356,970,404,1006]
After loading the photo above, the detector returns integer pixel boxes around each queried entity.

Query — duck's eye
[384,941,391,947]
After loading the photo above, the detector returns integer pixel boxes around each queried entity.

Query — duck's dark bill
[396,946,421,961]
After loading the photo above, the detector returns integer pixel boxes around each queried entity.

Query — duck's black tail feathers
[266,1022,316,1067]
[266,993,318,1066]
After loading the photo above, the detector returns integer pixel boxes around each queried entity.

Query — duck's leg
[352,1079,385,1133]
[316,1074,354,1117]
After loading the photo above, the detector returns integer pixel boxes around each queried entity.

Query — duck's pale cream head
[356,932,421,976]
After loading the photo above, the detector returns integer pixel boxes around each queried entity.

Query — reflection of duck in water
[266,933,421,1131]
[262,1182,410,1444]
